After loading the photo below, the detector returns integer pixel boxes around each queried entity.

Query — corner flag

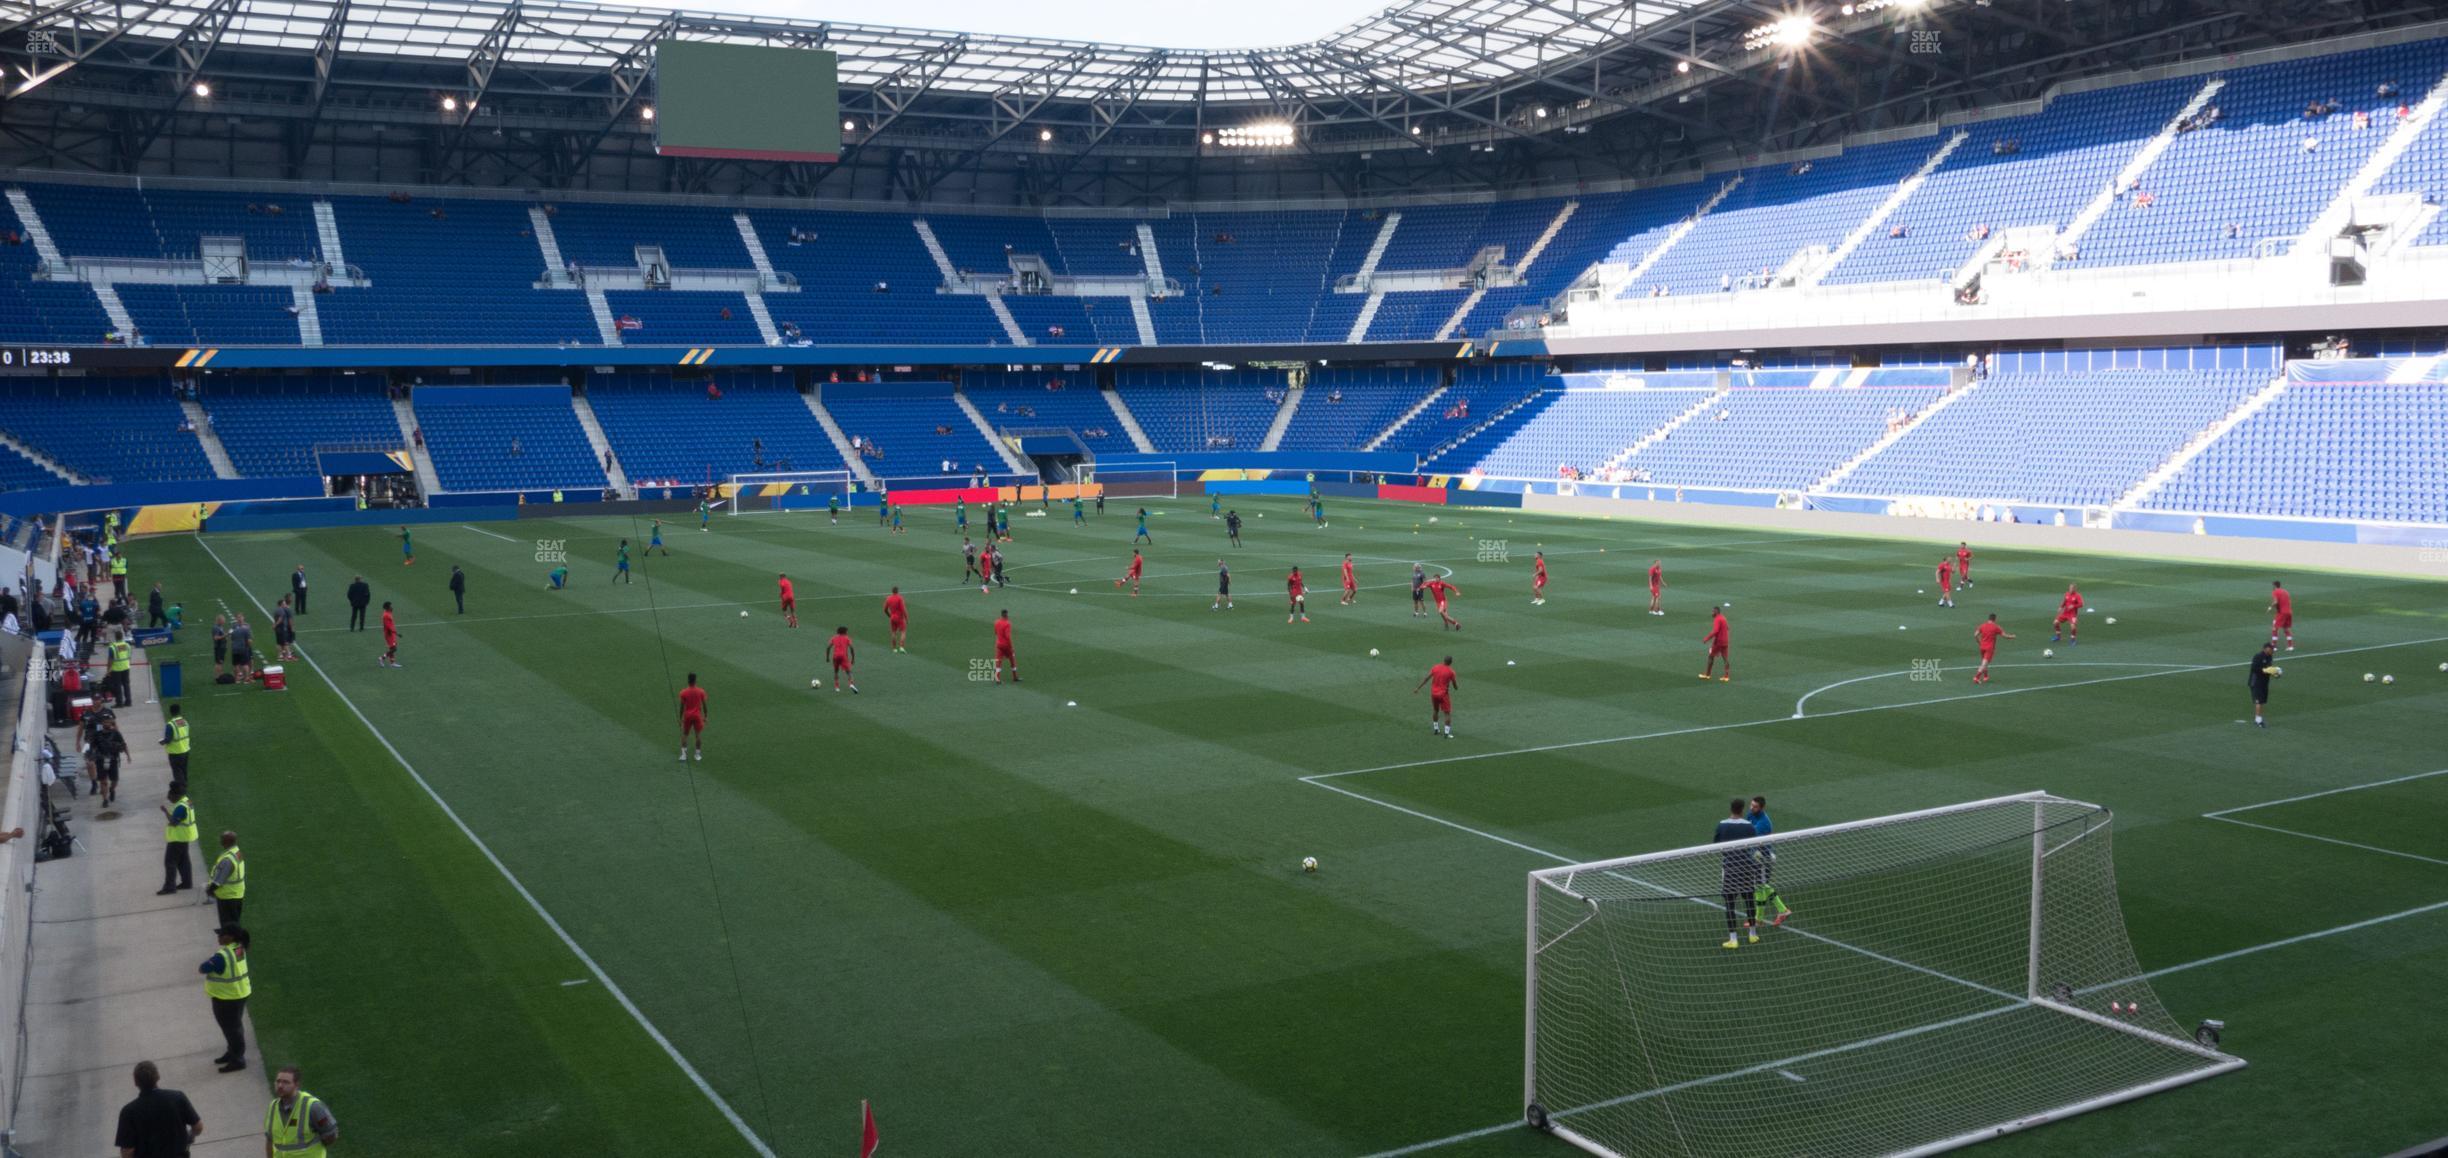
[860,1100,879,1158]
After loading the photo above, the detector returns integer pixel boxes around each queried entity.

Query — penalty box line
[1312,634,2448,784]
[197,537,783,1158]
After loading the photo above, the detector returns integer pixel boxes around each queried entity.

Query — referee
[1714,799,1761,949]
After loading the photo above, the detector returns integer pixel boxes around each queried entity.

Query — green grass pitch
[135,497,2445,1156]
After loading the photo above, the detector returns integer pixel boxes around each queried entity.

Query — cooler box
[260,665,287,691]
[66,696,93,723]
[157,658,182,698]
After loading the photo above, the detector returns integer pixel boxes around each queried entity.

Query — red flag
[859,1100,879,1158]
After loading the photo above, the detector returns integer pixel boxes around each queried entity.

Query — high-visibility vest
[109,640,131,673]
[165,718,191,755]
[165,798,197,843]
[111,556,128,577]
[214,846,245,900]
[205,944,250,1001]
[266,1092,327,1156]
[551,489,564,503]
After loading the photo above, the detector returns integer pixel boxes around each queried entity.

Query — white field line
[2199,767,2448,868]
[1792,660,2201,716]
[461,523,520,542]
[198,537,780,1158]
[2202,767,2448,818]
[1315,635,2448,782]
[2202,817,2448,868]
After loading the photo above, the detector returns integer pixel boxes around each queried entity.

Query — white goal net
[1526,792,2242,1158]
[723,470,858,515]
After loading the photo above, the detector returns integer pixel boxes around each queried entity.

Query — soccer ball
[809,678,821,688]
[2364,673,2376,682]
[1301,857,1318,873]
[1066,700,1078,707]
[2105,616,2117,625]
[1368,648,1380,656]
[1069,588,1079,595]
[1506,660,1516,666]
[1918,589,1925,595]
[1428,516,1439,524]
[2439,662,2448,672]
[2043,648,2055,658]
[2382,674,2395,685]
[741,610,750,617]
[1898,625,1907,631]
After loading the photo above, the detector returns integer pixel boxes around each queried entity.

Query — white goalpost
[722,470,858,516]
[1080,460,1179,500]
[1525,792,2243,1158]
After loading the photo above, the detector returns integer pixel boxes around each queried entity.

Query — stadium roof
[5,0,1711,103]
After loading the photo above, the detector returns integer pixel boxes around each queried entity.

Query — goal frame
[1524,790,2245,1158]
[1081,460,1178,500]
[722,470,858,515]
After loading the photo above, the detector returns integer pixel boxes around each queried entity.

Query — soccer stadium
[0,0,2445,1152]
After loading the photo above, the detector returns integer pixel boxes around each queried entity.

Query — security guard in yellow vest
[161,703,192,783]
[209,830,245,926]
[105,633,134,708]
[201,924,250,1072]
[267,1065,339,1155]
[158,785,197,894]
[110,550,129,601]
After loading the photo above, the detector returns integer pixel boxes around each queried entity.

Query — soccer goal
[1525,792,2242,1158]
[723,470,858,515]
[1082,461,1177,500]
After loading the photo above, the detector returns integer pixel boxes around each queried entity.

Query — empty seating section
[818,383,1002,479]
[1837,369,2266,505]
[117,285,299,346]
[1459,187,1695,335]
[2144,383,2448,522]
[749,211,1006,345]
[602,291,764,346]
[412,386,607,492]
[1821,78,2201,285]
[199,375,402,477]
[1043,219,1152,277]
[24,185,321,262]
[1150,211,1371,344]
[1632,138,1942,297]
[586,374,845,483]
[0,200,108,343]
[0,384,214,482]
[2080,41,2448,265]
[926,214,1062,278]
[1272,367,1443,452]
[1001,294,1134,345]
[960,372,1128,449]
[0,442,61,492]
[1365,290,1469,341]
[1435,389,1705,477]
[2367,105,2448,244]
[545,202,748,269]
[320,195,598,345]
[1114,370,1287,451]
[1617,387,1939,490]
[1373,362,1552,457]
[1376,198,1575,273]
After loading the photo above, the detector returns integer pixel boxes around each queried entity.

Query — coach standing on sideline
[345,575,370,632]
[449,565,466,614]
[289,564,309,615]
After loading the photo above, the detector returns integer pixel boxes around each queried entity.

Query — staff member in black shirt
[345,575,371,632]
[2248,642,2276,729]
[449,565,467,613]
[289,564,309,615]
[113,1059,201,1158]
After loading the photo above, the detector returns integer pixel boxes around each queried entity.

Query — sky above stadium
[709,0,1384,48]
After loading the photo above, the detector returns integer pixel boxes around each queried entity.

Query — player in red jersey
[1339,552,1357,605]
[1413,655,1459,739]
[1935,558,1955,608]
[378,602,400,667]
[1955,541,1974,588]
[827,626,858,693]
[1425,576,1461,630]
[978,543,996,594]
[884,586,908,652]
[1116,549,1144,596]
[1648,560,1665,616]
[2050,583,2083,644]
[1700,605,1731,681]
[1286,567,1310,624]
[677,672,708,761]
[2268,580,2294,651]
[992,610,1020,683]
[778,572,799,628]
[1972,614,2013,684]
[1532,551,1548,606]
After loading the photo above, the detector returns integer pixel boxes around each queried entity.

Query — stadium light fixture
[440,95,458,112]
[1201,131,1215,144]
[1216,121,1297,147]
[640,105,654,121]
[1410,124,1422,135]
[843,119,856,132]
[1676,59,1692,73]
[1533,106,1549,119]
[1744,13,1817,51]
[1039,128,1053,142]
[192,81,211,98]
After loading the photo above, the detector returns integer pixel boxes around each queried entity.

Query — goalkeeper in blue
[1747,795,1794,926]
[1715,799,1762,948]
